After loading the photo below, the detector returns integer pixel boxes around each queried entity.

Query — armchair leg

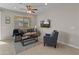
[44,42,45,46]
[54,45,56,48]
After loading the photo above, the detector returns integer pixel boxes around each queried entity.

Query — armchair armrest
[44,36,52,38]
[45,34,51,36]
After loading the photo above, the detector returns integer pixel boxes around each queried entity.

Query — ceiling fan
[19,3,38,14]
[26,5,38,14]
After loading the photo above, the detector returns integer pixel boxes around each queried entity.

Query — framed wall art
[40,19,50,28]
[5,16,11,24]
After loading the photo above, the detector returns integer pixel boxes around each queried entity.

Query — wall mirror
[14,16,31,29]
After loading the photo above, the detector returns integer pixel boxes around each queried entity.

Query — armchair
[44,30,59,48]
[13,29,24,42]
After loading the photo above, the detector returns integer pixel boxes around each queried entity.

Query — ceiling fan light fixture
[27,10,32,14]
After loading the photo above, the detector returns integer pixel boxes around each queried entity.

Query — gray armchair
[44,30,59,48]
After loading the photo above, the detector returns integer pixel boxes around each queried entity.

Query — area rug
[13,41,40,54]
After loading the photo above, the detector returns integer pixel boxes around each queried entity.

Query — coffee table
[21,32,38,46]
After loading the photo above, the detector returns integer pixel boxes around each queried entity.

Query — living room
[0,3,79,55]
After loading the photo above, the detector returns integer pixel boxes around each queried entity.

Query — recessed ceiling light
[45,3,47,5]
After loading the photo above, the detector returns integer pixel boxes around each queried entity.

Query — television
[40,19,50,28]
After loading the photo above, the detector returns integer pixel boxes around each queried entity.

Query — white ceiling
[0,3,50,14]
[0,3,79,15]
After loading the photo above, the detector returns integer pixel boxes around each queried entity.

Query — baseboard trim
[58,41,79,49]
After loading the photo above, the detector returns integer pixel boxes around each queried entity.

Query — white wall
[37,4,79,48]
[31,15,37,27]
[0,11,1,40]
[1,10,26,40]
[0,10,37,40]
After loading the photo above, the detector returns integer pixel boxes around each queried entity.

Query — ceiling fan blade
[31,10,35,13]
[32,9,38,10]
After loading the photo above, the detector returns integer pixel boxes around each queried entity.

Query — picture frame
[5,16,11,24]
[40,19,50,28]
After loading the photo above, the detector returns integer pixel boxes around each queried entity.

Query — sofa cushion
[27,28,35,32]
